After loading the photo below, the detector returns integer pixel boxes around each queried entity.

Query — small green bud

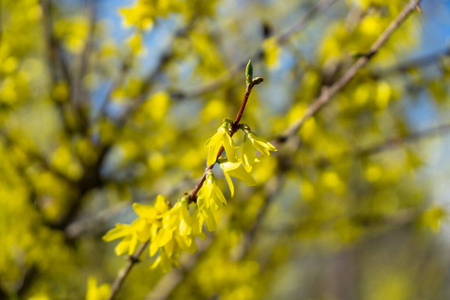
[246,59,253,84]
[252,77,263,85]
[239,123,251,132]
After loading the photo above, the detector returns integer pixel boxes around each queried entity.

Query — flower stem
[189,77,263,203]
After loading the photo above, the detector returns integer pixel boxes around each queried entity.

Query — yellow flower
[86,277,110,300]
[102,220,142,256]
[247,132,277,156]
[241,134,256,172]
[191,208,206,238]
[197,172,227,210]
[103,195,170,255]
[149,200,203,271]
[150,248,179,273]
[205,121,238,166]
[200,207,217,231]
[149,200,198,256]
[240,131,276,172]
[220,161,256,197]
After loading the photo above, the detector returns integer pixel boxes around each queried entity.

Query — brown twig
[278,0,421,142]
[188,77,263,203]
[356,122,450,157]
[291,121,450,171]
[372,46,450,78]
[106,73,262,300]
[107,241,150,300]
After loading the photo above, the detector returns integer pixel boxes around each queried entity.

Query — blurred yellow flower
[86,277,110,300]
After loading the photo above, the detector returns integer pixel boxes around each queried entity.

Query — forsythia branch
[188,74,264,203]
[105,62,267,300]
[107,241,150,300]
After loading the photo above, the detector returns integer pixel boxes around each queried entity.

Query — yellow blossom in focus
[240,131,277,172]
[220,161,256,197]
[197,172,227,210]
[205,121,238,166]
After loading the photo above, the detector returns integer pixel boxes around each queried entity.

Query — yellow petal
[165,238,174,257]
[229,165,256,186]
[187,239,197,254]
[153,228,172,248]
[174,232,190,250]
[202,208,216,231]
[128,235,138,255]
[205,131,223,166]
[102,224,131,242]
[222,131,238,162]
[160,250,172,273]
[220,161,241,172]
[155,195,168,214]
[149,241,159,257]
[252,141,270,156]
[223,170,234,197]
[180,202,192,224]
[115,237,131,256]
[213,185,227,205]
[133,203,157,220]
[150,256,161,269]
[242,137,255,172]
[191,209,204,235]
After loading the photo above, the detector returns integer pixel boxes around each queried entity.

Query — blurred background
[1,0,450,299]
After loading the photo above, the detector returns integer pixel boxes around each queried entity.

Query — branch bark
[107,241,150,300]
[278,0,421,142]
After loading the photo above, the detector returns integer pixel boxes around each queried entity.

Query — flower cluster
[103,120,276,272]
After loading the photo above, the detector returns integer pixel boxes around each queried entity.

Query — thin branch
[116,51,173,127]
[73,0,97,108]
[278,0,421,142]
[108,241,150,300]
[170,0,338,99]
[188,77,263,203]
[302,121,450,171]
[356,122,450,157]
[373,46,450,78]
[92,54,132,125]
[106,73,263,300]
[40,0,72,88]
[115,17,199,127]
[40,0,74,136]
